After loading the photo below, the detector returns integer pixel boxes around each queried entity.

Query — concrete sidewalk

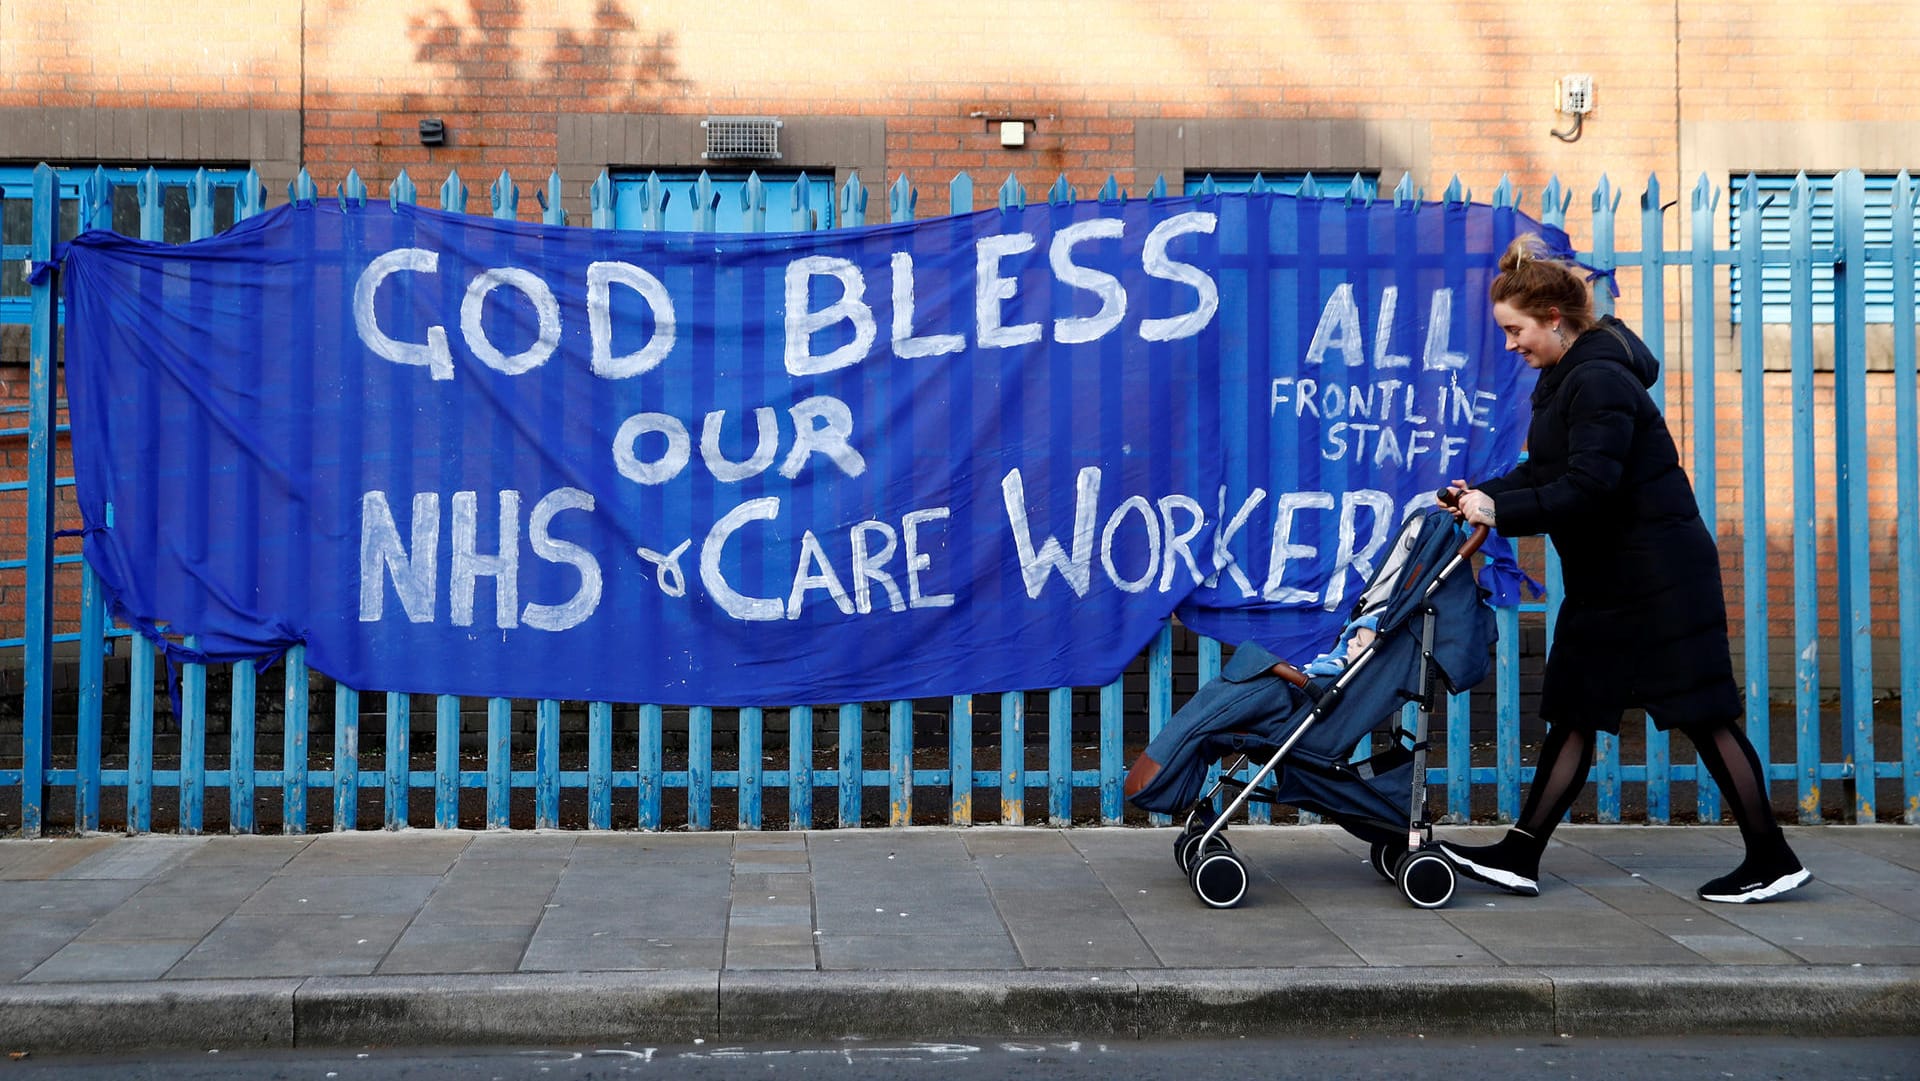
[2,824,1916,1052]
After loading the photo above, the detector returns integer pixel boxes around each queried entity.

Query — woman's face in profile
[1493,301,1565,369]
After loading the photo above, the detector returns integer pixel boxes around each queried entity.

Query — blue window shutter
[1731,173,1907,324]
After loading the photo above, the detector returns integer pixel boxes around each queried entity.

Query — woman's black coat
[1477,316,1740,730]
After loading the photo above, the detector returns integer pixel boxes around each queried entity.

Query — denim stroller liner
[1128,507,1495,846]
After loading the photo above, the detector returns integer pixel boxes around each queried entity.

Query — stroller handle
[1266,658,1312,689]
[1433,487,1490,559]
[1458,523,1489,559]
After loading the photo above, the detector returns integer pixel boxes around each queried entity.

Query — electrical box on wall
[1556,75,1594,115]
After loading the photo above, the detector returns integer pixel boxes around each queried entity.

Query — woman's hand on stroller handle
[1434,486,1491,558]
[1437,481,1482,516]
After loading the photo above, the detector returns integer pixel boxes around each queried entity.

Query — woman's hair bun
[1498,232,1555,275]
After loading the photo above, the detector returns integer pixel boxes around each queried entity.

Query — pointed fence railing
[3,165,1916,834]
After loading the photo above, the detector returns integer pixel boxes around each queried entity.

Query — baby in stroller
[1123,505,1494,909]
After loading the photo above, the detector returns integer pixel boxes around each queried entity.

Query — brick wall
[6,3,1912,222]
[0,1,1684,221]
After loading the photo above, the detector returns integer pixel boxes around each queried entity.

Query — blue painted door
[1183,172,1379,199]
[611,170,837,233]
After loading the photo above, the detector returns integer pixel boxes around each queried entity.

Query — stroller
[1124,505,1493,910]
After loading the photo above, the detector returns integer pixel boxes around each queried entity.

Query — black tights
[1689,718,1790,856]
[1516,723,1595,841]
[1517,716,1786,856]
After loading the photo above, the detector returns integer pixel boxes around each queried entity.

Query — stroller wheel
[1397,849,1457,909]
[1173,823,1204,872]
[1368,841,1402,883]
[1175,825,1231,873]
[1189,851,1249,909]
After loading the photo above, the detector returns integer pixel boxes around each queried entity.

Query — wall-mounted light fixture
[969,109,1041,150]
[418,118,446,147]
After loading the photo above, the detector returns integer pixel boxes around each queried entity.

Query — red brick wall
[1679,1,1920,120]
[3,3,1910,222]
[1,1,1691,220]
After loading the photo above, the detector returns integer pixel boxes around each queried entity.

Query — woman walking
[1440,234,1808,905]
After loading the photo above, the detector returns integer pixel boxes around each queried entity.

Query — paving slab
[169,913,412,978]
[0,877,143,916]
[545,873,731,940]
[22,939,198,982]
[132,862,278,904]
[0,916,107,983]
[987,887,1161,968]
[723,943,818,970]
[728,870,809,895]
[734,847,810,875]
[50,836,206,880]
[1824,826,1920,870]
[1128,908,1366,968]
[0,837,120,879]
[174,834,310,870]
[1445,909,1714,967]
[817,932,1021,970]
[378,921,535,976]
[520,931,726,971]
[810,847,1002,935]
[1313,915,1503,966]
[235,872,442,916]
[74,888,248,942]
[413,879,559,925]
[1664,932,1802,964]
[461,832,579,860]
[282,832,470,876]
[569,833,731,864]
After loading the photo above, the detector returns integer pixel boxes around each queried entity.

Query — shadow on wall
[407,0,689,105]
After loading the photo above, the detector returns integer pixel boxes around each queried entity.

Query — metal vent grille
[703,117,783,160]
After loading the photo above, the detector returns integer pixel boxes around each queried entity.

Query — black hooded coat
[1476,315,1741,731]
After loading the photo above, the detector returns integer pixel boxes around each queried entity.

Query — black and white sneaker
[1438,834,1542,897]
[1698,853,1811,904]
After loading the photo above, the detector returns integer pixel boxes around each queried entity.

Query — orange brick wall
[3,3,1912,224]
[3,0,1915,690]
[1679,2,1920,120]
[0,1,1689,226]
[1,0,301,109]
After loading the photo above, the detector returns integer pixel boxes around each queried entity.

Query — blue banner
[63,193,1544,705]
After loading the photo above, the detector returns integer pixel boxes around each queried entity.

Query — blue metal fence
[4,163,1916,833]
